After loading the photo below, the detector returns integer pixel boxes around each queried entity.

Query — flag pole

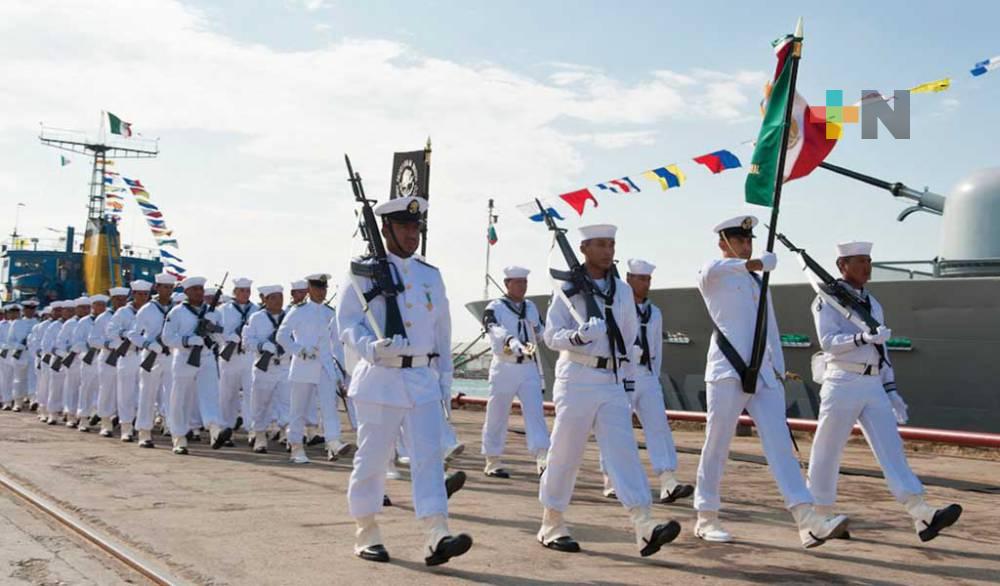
[484,198,495,299]
[743,17,804,394]
[420,136,431,258]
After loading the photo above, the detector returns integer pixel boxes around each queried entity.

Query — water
[454,377,490,398]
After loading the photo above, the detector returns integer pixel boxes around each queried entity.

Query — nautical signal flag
[559,188,598,216]
[487,225,498,246]
[516,202,566,222]
[596,177,641,194]
[60,155,71,167]
[909,78,951,94]
[642,165,685,191]
[970,56,1000,77]
[693,150,741,174]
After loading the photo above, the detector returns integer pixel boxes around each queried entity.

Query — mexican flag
[487,224,498,245]
[746,34,838,206]
[107,112,133,137]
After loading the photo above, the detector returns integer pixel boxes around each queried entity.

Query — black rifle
[12,337,27,360]
[219,340,238,362]
[0,349,7,359]
[345,154,407,339]
[254,339,284,372]
[106,337,132,366]
[82,346,98,365]
[187,273,228,367]
[534,199,602,320]
[51,354,63,372]
[63,350,77,368]
[139,335,164,372]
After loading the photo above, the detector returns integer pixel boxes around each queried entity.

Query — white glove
[508,338,527,357]
[186,335,205,348]
[15,343,27,352]
[576,317,607,344]
[759,251,778,272]
[108,338,122,350]
[260,341,277,354]
[147,341,164,355]
[225,333,241,344]
[371,335,409,360]
[863,325,891,345]
[887,390,908,424]
[72,343,86,354]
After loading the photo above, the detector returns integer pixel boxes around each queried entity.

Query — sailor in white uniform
[601,259,693,503]
[538,223,680,557]
[162,276,233,455]
[694,215,848,548]
[6,300,39,411]
[59,297,91,428]
[218,277,259,432]
[246,284,291,453]
[276,273,353,463]
[108,281,151,442]
[92,288,129,437]
[807,240,962,542]
[480,265,550,478]
[41,302,69,424]
[28,307,53,413]
[0,305,19,409]
[338,196,472,566]
[76,296,107,430]
[129,273,177,448]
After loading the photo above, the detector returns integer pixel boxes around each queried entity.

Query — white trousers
[0,362,11,403]
[629,376,678,474]
[116,353,140,425]
[76,363,99,418]
[169,359,222,437]
[348,400,447,519]
[807,373,924,506]
[62,361,82,416]
[540,377,652,511]
[250,367,291,432]
[36,362,50,409]
[481,364,549,457]
[11,362,30,400]
[219,353,253,427]
[136,354,171,431]
[46,366,66,415]
[288,370,340,443]
[96,352,118,418]
[694,377,812,512]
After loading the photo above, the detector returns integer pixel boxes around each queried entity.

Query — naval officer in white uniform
[807,240,961,542]
[538,223,680,558]
[480,265,550,478]
[694,215,848,548]
[338,195,472,566]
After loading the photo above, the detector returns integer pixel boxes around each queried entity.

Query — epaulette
[414,258,438,271]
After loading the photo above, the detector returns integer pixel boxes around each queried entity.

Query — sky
[2,0,999,339]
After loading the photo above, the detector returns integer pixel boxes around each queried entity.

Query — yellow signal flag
[909,78,951,94]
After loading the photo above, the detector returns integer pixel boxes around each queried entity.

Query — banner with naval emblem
[389,145,431,201]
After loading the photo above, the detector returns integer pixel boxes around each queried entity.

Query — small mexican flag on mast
[107,111,133,137]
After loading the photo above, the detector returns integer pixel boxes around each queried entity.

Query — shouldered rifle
[51,353,63,372]
[220,339,238,362]
[254,336,283,372]
[12,338,27,360]
[188,273,228,367]
[82,346,98,365]
[106,334,132,367]
[63,349,77,368]
[140,335,165,372]
[535,198,602,321]
[345,154,407,339]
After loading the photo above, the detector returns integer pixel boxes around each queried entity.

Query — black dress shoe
[139,440,155,449]
[485,469,511,479]
[307,434,326,447]
[248,435,256,448]
[919,504,962,542]
[234,416,243,431]
[358,544,390,563]
[659,484,695,504]
[382,495,392,507]
[541,536,580,553]
[445,471,467,498]
[425,534,472,566]
[835,530,852,540]
[640,521,681,557]
[173,446,189,455]
[212,427,233,450]
[30,402,39,412]
[111,416,120,428]
[185,430,195,441]
[223,439,235,448]
[253,446,267,454]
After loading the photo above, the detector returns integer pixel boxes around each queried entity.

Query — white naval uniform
[108,304,141,427]
[338,252,453,521]
[0,320,10,404]
[89,310,118,422]
[807,286,924,506]
[541,276,652,512]
[694,258,811,512]
[55,316,80,416]
[8,315,39,401]
[480,297,550,458]
[276,300,346,444]
[27,320,49,401]
[71,315,98,419]
[127,300,174,432]
[41,319,66,416]
[218,301,259,428]
[627,300,678,475]
[246,308,291,433]
[162,303,225,437]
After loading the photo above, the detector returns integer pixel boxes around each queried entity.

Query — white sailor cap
[90,294,110,304]
[290,279,308,291]
[130,280,153,292]
[626,258,656,276]
[179,276,207,290]
[40,307,51,316]
[258,284,283,297]
[154,272,176,285]
[373,196,427,222]
[109,287,130,297]
[503,266,530,279]
[578,224,617,241]
[75,297,92,307]
[5,304,20,311]
[48,301,64,309]
[305,273,331,286]
[713,215,758,237]
[21,299,39,307]
[171,292,186,303]
[836,241,873,258]
[233,277,253,289]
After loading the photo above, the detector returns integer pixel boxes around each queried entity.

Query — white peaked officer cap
[130,280,153,292]
[258,284,283,297]
[154,272,176,285]
[290,279,308,291]
[90,294,110,304]
[578,224,617,241]
[627,259,656,276]
[180,276,207,290]
[836,241,874,258]
[233,277,253,289]
[713,215,758,237]
[373,196,428,221]
[109,287,130,297]
[305,273,331,285]
[75,297,92,307]
[503,266,530,279]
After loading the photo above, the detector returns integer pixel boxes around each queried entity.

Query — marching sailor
[59,298,91,428]
[108,281,151,442]
[162,276,233,455]
[289,280,308,308]
[129,273,177,448]
[276,273,353,463]
[246,284,291,453]
[69,297,97,429]
[538,223,680,557]
[806,240,962,542]
[218,277,258,433]
[7,300,39,411]
[0,305,18,410]
[602,259,694,503]
[29,307,53,413]
[694,215,848,547]
[41,302,69,424]
[480,265,550,478]
[338,195,472,565]
[92,288,128,437]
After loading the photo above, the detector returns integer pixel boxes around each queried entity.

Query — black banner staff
[743,19,804,395]
[421,137,431,258]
